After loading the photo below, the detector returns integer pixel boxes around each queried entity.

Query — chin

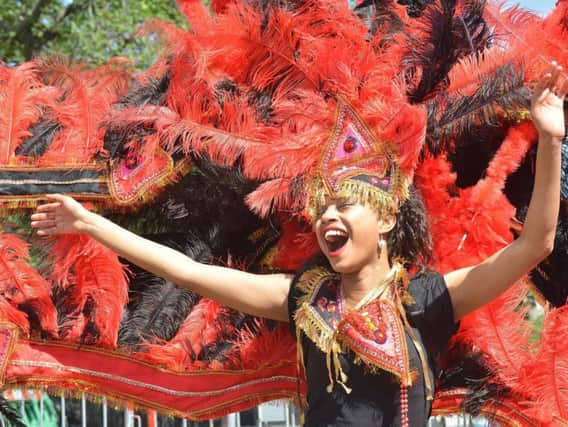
[327,257,359,274]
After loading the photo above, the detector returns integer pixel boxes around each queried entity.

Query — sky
[514,0,557,14]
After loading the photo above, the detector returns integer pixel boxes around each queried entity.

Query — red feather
[141,298,224,371]
[0,62,60,164]
[49,234,128,348]
[456,284,534,392]
[234,320,297,370]
[521,306,568,425]
[176,0,213,33]
[0,233,58,336]
[210,0,233,14]
[37,58,131,165]
[0,297,30,334]
[483,2,568,82]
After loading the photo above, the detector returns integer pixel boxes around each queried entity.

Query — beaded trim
[293,265,412,390]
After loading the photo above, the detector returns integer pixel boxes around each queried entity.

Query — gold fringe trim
[294,263,434,400]
[305,170,410,223]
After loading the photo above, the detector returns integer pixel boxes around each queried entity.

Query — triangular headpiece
[306,100,409,220]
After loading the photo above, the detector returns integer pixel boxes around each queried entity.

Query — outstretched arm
[445,63,565,321]
[31,195,292,321]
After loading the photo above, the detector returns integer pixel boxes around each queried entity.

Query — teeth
[324,229,347,240]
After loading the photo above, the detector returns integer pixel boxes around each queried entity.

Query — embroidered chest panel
[294,267,411,385]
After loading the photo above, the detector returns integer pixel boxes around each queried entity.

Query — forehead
[323,195,356,205]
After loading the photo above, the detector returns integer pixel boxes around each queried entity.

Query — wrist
[79,210,104,235]
[538,133,564,146]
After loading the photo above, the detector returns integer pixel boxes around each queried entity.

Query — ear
[376,213,396,234]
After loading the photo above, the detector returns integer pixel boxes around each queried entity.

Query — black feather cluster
[529,208,568,307]
[115,71,170,109]
[15,118,62,158]
[427,63,530,152]
[407,0,491,103]
[438,344,510,416]
[0,396,26,427]
[102,71,170,159]
[397,0,435,18]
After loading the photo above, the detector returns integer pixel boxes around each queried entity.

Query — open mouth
[324,229,349,254]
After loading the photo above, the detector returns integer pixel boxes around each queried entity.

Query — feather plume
[438,344,511,417]
[139,298,225,371]
[0,395,26,427]
[50,234,128,348]
[455,285,534,393]
[427,62,530,150]
[0,233,57,336]
[15,118,62,158]
[405,0,490,103]
[37,58,131,164]
[176,0,213,33]
[521,306,568,424]
[483,2,568,81]
[118,274,199,347]
[235,319,297,369]
[0,63,60,164]
[0,297,30,334]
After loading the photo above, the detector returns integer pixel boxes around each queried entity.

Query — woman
[31,64,565,426]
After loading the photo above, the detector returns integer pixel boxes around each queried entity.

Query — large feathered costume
[0,0,567,425]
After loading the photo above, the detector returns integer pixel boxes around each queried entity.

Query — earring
[378,237,386,252]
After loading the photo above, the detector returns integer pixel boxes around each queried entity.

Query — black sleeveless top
[288,270,458,427]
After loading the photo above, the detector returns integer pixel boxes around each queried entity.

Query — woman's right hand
[31,194,92,236]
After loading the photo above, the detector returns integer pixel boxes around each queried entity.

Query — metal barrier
[1,391,492,427]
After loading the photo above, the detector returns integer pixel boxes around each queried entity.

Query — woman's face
[313,197,390,274]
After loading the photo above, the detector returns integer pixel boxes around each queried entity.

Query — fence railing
[2,391,494,427]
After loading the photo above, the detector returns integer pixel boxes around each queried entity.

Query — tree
[0,0,185,68]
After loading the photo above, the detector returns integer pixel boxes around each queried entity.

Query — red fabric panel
[5,340,300,420]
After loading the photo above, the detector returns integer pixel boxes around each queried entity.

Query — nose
[319,204,339,223]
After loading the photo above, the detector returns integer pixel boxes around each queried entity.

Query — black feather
[427,63,530,151]
[407,0,491,103]
[118,232,212,346]
[118,275,199,346]
[528,209,568,307]
[115,70,170,109]
[15,119,62,158]
[438,344,511,416]
[0,395,26,427]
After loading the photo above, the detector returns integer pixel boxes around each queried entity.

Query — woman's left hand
[530,62,567,140]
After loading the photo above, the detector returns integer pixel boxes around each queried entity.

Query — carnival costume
[0,0,567,426]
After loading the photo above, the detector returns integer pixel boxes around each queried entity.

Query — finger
[533,72,554,96]
[44,194,67,202]
[30,219,57,229]
[35,202,61,212]
[550,65,564,93]
[37,227,58,237]
[30,213,52,221]
[558,79,568,98]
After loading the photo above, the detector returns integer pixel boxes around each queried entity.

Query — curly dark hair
[299,185,433,274]
[388,185,433,271]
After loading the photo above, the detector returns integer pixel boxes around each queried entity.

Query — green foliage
[0,0,185,68]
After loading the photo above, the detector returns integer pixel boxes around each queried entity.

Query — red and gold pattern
[293,265,413,390]
[305,100,410,221]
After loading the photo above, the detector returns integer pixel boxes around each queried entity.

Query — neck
[340,254,392,310]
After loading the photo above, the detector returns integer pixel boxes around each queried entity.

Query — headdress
[305,99,411,221]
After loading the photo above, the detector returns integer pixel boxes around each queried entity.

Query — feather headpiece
[305,99,411,220]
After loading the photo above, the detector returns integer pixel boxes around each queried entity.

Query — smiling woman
[18,0,568,425]
[30,64,565,427]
